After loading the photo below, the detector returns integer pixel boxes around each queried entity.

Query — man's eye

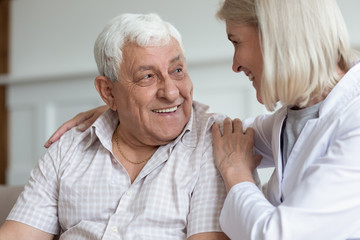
[136,74,155,87]
[171,68,185,80]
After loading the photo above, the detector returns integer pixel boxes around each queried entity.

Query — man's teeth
[249,73,254,81]
[153,106,178,113]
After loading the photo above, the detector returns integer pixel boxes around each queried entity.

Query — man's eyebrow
[138,65,153,71]
[170,55,182,64]
[137,55,183,71]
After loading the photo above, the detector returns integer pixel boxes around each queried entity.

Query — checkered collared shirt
[8,101,227,239]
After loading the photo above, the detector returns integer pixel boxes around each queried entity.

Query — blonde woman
[212,0,360,239]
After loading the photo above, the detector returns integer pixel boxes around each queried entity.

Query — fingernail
[44,141,51,148]
[77,123,86,130]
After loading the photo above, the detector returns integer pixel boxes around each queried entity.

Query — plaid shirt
[8,101,227,240]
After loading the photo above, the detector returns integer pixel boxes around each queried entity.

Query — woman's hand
[44,105,109,148]
[212,118,262,192]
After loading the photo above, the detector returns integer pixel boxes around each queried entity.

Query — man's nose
[157,75,179,101]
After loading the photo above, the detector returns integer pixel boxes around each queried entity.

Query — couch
[0,185,24,226]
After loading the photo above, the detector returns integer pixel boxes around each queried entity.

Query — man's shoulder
[55,109,117,151]
[192,101,227,128]
[45,125,94,167]
[183,101,227,147]
[56,126,91,149]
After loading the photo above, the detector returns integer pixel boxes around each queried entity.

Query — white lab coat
[220,62,360,240]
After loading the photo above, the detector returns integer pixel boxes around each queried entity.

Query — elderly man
[0,13,229,240]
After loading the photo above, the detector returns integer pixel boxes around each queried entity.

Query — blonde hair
[218,0,357,110]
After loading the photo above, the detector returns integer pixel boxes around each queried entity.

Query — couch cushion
[0,185,24,226]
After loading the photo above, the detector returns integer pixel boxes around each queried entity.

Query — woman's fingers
[43,119,79,148]
[244,126,255,137]
[232,118,243,134]
[211,118,262,190]
[222,117,233,136]
[211,122,222,140]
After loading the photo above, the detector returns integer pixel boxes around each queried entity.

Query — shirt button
[126,190,131,196]
[112,226,118,233]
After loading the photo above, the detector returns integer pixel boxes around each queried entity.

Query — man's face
[112,39,193,146]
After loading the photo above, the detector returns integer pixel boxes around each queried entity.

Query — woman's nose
[232,55,241,73]
[232,63,241,73]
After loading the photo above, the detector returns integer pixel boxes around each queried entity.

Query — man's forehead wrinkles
[135,54,183,72]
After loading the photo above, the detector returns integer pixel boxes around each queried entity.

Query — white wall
[1,0,359,185]
[338,0,360,49]
[8,0,234,78]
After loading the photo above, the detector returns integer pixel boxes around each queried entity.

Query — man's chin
[152,130,184,145]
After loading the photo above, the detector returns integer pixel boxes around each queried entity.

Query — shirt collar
[168,105,196,153]
[84,109,118,152]
[320,61,360,116]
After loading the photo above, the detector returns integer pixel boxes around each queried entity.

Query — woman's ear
[94,76,117,111]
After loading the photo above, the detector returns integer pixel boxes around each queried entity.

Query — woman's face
[226,21,264,104]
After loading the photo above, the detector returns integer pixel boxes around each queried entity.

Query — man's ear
[95,76,117,111]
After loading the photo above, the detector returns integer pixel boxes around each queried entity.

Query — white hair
[94,13,184,82]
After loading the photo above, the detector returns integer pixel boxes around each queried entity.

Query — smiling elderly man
[0,13,229,240]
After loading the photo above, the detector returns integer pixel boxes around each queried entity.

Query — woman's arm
[212,112,360,239]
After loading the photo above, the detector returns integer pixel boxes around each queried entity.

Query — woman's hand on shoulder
[212,117,262,192]
[44,105,109,148]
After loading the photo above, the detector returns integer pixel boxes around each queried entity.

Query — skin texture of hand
[44,105,109,148]
[212,118,262,192]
